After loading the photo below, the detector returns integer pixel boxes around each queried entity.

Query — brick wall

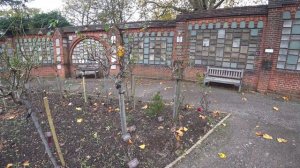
[2,0,300,96]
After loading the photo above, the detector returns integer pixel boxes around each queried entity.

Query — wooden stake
[43,97,66,167]
[82,76,87,103]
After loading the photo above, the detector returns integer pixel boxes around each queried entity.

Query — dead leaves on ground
[139,144,146,149]
[77,118,83,123]
[141,105,148,110]
[262,134,273,140]
[6,161,30,168]
[256,131,273,140]
[272,106,279,111]
[277,138,288,143]
[241,97,247,101]
[175,127,189,141]
[218,152,227,159]
[282,96,289,101]
[164,87,172,91]
[255,131,288,143]
[199,114,207,120]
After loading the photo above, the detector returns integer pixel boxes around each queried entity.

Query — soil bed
[0,94,225,168]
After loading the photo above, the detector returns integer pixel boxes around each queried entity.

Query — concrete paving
[133,79,300,168]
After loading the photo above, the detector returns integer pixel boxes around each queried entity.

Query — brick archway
[68,35,112,77]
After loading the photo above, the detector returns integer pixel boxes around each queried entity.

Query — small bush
[196,72,205,86]
[146,92,165,118]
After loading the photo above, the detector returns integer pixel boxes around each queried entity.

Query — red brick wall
[31,66,57,77]
[260,4,300,96]
[2,2,300,96]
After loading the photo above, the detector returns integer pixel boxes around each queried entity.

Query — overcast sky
[27,0,63,12]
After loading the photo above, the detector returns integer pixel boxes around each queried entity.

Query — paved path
[133,79,300,168]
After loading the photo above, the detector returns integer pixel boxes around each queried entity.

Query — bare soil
[0,94,225,168]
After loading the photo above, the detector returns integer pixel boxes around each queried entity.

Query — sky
[27,0,63,12]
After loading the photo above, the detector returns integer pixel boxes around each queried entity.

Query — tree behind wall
[62,0,138,26]
[141,0,268,20]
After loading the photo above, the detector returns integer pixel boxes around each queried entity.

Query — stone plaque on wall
[203,39,210,47]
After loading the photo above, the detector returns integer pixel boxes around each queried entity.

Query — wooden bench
[75,64,100,78]
[204,66,244,92]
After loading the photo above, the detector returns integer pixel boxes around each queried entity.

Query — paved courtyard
[38,78,300,167]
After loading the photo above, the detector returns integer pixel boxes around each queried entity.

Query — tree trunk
[172,78,181,120]
[55,75,63,98]
[82,76,87,103]
[130,74,136,110]
[116,79,130,141]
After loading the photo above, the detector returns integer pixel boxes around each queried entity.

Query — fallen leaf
[282,96,289,101]
[256,131,263,136]
[213,111,220,118]
[93,132,98,138]
[277,138,288,143]
[185,104,192,109]
[23,160,30,167]
[6,163,13,168]
[273,106,279,111]
[256,125,260,128]
[68,102,73,106]
[175,134,180,141]
[221,123,226,127]
[242,97,247,101]
[164,87,172,90]
[176,130,184,137]
[218,152,227,159]
[141,105,148,109]
[159,82,163,85]
[115,108,120,112]
[108,92,112,96]
[158,126,164,130]
[263,133,273,140]
[199,114,207,120]
[139,144,146,149]
[128,139,133,144]
[77,118,83,123]
[183,127,188,132]
[76,107,82,111]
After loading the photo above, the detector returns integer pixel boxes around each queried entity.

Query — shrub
[146,92,165,118]
[196,72,205,86]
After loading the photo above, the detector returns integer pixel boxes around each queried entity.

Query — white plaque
[203,39,210,47]
[265,49,274,53]
[111,65,117,69]
[176,36,183,43]
[57,64,62,70]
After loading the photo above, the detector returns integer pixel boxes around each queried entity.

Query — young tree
[0,1,66,167]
